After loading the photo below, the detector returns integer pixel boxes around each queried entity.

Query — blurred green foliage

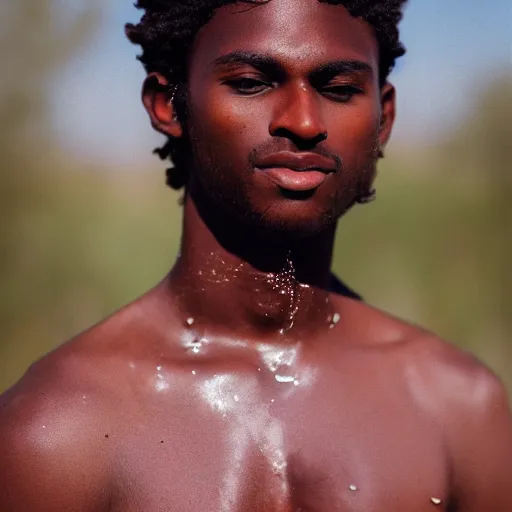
[0,1,510,394]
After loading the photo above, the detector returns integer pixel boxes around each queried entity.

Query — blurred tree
[0,1,179,392]
[460,75,512,319]
[0,1,100,156]
[0,0,101,362]
[450,75,512,370]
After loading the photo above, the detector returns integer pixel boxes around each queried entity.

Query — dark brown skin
[1,1,511,510]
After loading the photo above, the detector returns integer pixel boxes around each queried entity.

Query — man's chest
[111,382,451,512]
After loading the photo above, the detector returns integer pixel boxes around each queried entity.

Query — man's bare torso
[4,281,507,511]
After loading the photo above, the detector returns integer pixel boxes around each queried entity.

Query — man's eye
[226,78,270,95]
[322,85,363,102]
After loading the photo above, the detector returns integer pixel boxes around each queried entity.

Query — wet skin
[1,1,512,511]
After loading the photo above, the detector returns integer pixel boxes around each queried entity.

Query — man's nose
[269,83,327,147]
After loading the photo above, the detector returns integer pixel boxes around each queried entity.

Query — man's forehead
[190,0,378,72]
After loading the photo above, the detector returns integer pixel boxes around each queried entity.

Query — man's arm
[0,361,112,512]
[450,369,512,511]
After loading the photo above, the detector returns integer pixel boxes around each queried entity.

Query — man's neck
[166,192,339,342]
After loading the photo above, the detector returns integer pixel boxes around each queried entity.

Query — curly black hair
[126,0,408,189]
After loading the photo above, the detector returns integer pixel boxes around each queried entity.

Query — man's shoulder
[339,296,509,411]
[402,329,507,414]
[0,288,164,459]
[0,337,115,510]
[0,287,175,510]
[357,303,512,506]
[379,315,512,507]
[389,313,509,433]
[0,323,122,461]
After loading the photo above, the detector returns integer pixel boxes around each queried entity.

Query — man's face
[182,0,394,235]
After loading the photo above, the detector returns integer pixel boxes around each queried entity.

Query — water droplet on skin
[234,395,239,402]
[271,399,275,403]
[262,347,297,374]
[330,312,340,329]
[349,484,358,492]
[192,370,197,375]
[155,374,170,392]
[293,379,300,386]
[272,459,287,475]
[187,337,209,355]
[186,317,194,326]
[42,425,46,429]
[431,497,442,506]
[156,366,162,371]
[275,375,295,384]
[279,328,285,335]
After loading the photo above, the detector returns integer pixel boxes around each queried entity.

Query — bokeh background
[1,0,511,393]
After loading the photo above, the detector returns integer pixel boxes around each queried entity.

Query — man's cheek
[343,109,379,140]
[340,124,380,165]
[190,114,230,157]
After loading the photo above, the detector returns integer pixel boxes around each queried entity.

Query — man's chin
[192,180,347,239]
[243,203,342,239]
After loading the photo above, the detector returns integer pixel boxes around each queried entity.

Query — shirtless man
[1,0,511,510]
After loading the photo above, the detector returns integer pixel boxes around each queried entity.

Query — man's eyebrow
[213,51,286,76]
[311,60,373,80]
[213,51,372,79]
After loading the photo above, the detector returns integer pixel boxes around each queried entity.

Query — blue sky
[52,0,512,166]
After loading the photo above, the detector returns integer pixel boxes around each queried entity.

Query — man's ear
[142,72,183,138]
[378,82,396,151]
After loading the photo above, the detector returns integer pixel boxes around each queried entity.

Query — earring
[356,188,377,204]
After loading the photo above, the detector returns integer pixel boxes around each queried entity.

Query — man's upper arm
[0,367,111,511]
[450,369,512,511]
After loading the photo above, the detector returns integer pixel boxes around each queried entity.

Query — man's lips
[259,168,328,192]
[255,151,337,173]
[255,152,336,192]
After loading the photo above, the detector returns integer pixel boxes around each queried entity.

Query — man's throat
[169,252,339,340]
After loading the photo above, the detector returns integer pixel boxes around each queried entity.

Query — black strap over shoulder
[330,274,362,301]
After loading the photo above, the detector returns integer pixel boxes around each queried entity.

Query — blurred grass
[0,164,182,390]
[0,0,510,394]
[336,157,511,387]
